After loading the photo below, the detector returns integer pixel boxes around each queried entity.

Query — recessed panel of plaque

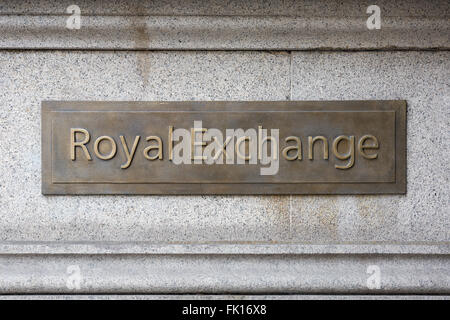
[42,101,406,195]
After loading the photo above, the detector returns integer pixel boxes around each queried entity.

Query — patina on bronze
[42,101,406,195]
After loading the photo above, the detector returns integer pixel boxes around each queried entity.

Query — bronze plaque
[42,101,406,195]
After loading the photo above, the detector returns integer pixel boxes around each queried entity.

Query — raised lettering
[236,136,251,161]
[94,136,117,160]
[120,135,140,169]
[70,128,92,160]
[282,136,302,161]
[308,136,329,160]
[359,135,379,159]
[332,135,355,169]
[143,136,163,160]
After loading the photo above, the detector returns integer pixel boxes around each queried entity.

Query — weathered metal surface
[42,101,406,195]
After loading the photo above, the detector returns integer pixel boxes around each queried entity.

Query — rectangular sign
[42,101,406,195]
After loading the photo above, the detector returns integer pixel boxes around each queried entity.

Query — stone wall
[0,0,448,296]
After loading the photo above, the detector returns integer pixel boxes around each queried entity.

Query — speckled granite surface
[0,0,448,295]
[0,0,448,49]
[0,50,448,244]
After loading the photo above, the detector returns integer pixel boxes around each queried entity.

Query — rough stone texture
[0,50,448,245]
[0,243,448,255]
[0,4,445,246]
[291,51,449,243]
[0,253,448,294]
[1,0,448,50]
[1,0,448,16]
[0,50,291,242]
[0,0,448,295]
[1,15,447,50]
